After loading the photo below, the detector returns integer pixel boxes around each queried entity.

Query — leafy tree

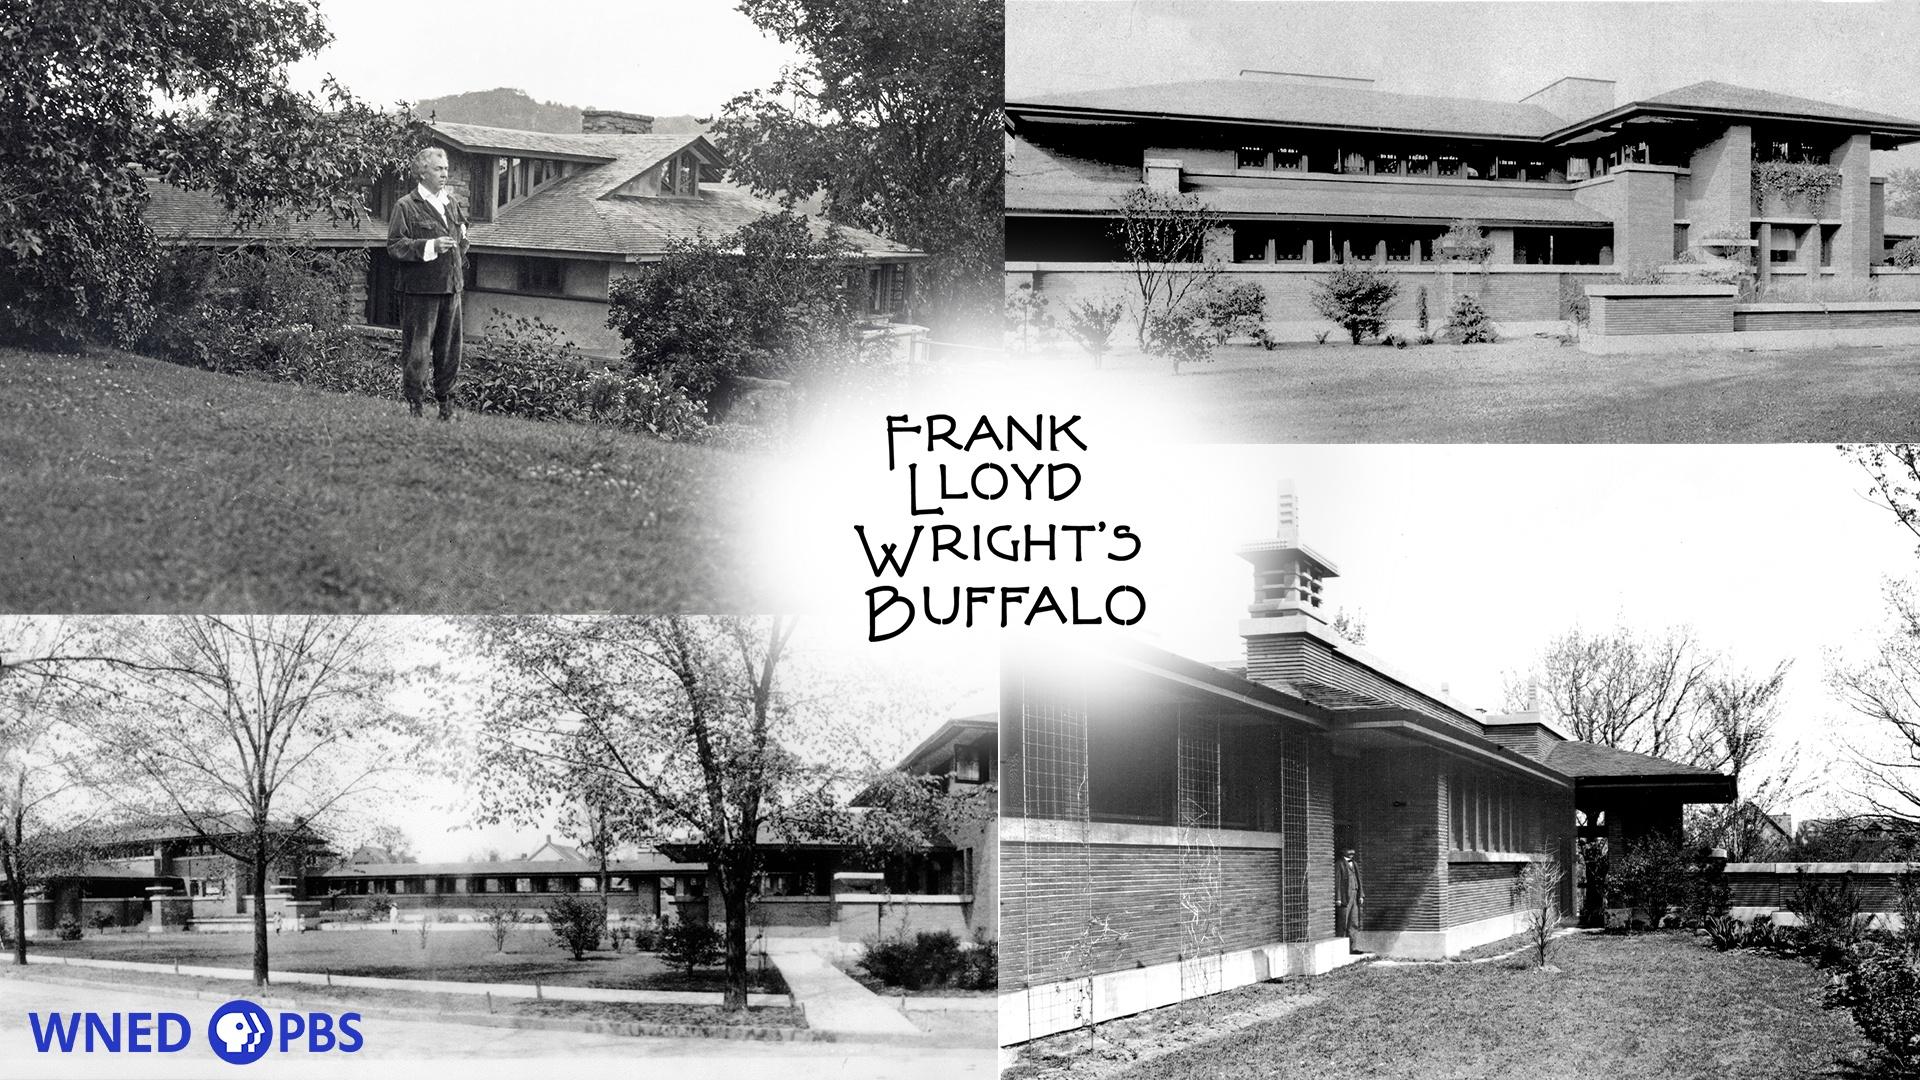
[545,893,607,960]
[1109,187,1221,348]
[1310,265,1401,345]
[712,0,1003,338]
[1889,168,1920,219]
[1687,662,1800,859]
[355,822,417,864]
[482,905,524,953]
[0,619,119,965]
[0,0,412,346]
[605,213,875,408]
[1062,295,1125,369]
[90,616,426,985]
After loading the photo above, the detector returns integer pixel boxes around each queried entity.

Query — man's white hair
[411,146,449,179]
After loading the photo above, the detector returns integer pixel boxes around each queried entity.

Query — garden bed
[1004,931,1873,1080]
[832,958,995,998]
[24,931,786,994]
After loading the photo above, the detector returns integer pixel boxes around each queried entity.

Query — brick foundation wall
[1002,840,1286,987]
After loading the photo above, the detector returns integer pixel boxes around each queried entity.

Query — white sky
[287,0,800,117]
[353,619,991,863]
[1008,1,1920,173]
[1102,442,1919,822]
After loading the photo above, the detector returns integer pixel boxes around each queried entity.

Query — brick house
[147,109,923,355]
[1005,72,1920,332]
[999,488,1733,1043]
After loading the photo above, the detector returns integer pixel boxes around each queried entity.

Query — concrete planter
[1753,190,1833,220]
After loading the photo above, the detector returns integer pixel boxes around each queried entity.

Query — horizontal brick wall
[1733,306,1920,331]
[1589,293,1735,335]
[1002,840,1285,988]
[1012,265,1614,328]
[1445,862,1526,926]
[1726,864,1917,912]
[1341,749,1443,934]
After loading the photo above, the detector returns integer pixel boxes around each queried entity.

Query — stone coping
[833,894,970,906]
[1724,861,1919,874]
[1002,816,1285,850]
[1738,301,1920,312]
[1585,283,1740,298]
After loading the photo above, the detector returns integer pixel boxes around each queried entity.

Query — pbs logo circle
[207,1000,271,1065]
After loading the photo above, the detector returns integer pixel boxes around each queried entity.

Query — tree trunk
[250,846,270,986]
[9,875,25,966]
[720,855,751,1012]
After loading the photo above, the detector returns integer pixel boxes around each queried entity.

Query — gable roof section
[1010,79,1566,140]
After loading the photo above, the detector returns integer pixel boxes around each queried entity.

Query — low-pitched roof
[1545,740,1728,783]
[1636,81,1920,130]
[143,180,387,246]
[1009,79,1566,140]
[313,855,702,878]
[1885,214,1920,239]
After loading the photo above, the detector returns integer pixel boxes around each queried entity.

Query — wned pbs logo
[208,1000,363,1064]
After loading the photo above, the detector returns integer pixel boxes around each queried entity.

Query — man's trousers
[398,290,463,406]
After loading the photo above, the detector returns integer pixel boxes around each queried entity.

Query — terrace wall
[1725,862,1916,926]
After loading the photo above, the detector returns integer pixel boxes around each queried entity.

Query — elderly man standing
[386,147,469,420]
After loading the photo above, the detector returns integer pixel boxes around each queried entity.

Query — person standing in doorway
[1335,848,1364,947]
[386,147,469,420]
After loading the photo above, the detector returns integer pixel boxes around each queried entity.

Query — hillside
[415,87,708,135]
[0,348,758,612]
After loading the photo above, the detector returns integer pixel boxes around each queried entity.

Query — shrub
[659,918,724,973]
[56,918,83,941]
[545,894,607,961]
[858,930,965,990]
[607,212,871,406]
[1786,868,1873,967]
[1617,263,1667,286]
[1004,282,1055,354]
[1199,282,1275,348]
[1705,914,1744,951]
[1891,238,1920,270]
[627,914,665,953]
[464,314,592,423]
[87,911,115,932]
[1142,302,1215,370]
[1559,277,1591,325]
[1416,287,1429,331]
[1062,295,1126,368]
[1439,293,1498,344]
[1607,835,1691,929]
[957,934,999,990]
[1896,866,1920,960]
[1436,219,1494,265]
[1513,855,1566,967]
[140,244,365,376]
[1823,952,1920,1072]
[1309,264,1400,344]
[482,906,525,953]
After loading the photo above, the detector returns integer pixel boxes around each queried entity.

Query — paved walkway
[21,953,787,1007]
[763,940,920,1039]
[0,975,991,1078]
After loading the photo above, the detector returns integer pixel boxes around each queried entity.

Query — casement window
[1087,701,1176,824]
[1435,155,1464,178]
[953,743,987,783]
[660,150,701,196]
[1451,770,1543,852]
[1238,146,1269,169]
[1272,146,1304,171]
[517,257,566,296]
[488,155,568,213]
[1233,226,1271,263]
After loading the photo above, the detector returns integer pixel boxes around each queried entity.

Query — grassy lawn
[1,967,805,1029]
[29,928,786,994]
[1062,338,1920,443]
[1008,932,1877,1080]
[0,347,759,612]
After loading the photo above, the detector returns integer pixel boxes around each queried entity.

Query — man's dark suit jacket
[386,189,469,294]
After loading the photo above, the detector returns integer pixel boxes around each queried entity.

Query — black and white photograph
[1005,1,1920,443]
[0,615,996,1076]
[0,0,1003,613]
[995,444,1920,1078]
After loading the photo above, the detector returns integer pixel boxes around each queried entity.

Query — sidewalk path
[763,940,920,1039]
[20,953,786,1007]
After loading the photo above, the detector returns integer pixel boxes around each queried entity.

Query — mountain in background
[413,87,709,135]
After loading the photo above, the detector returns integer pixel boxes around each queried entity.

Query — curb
[3,967,825,1043]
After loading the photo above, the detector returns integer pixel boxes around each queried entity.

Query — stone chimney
[1519,77,1616,122]
[581,108,655,135]
[1143,157,1183,193]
